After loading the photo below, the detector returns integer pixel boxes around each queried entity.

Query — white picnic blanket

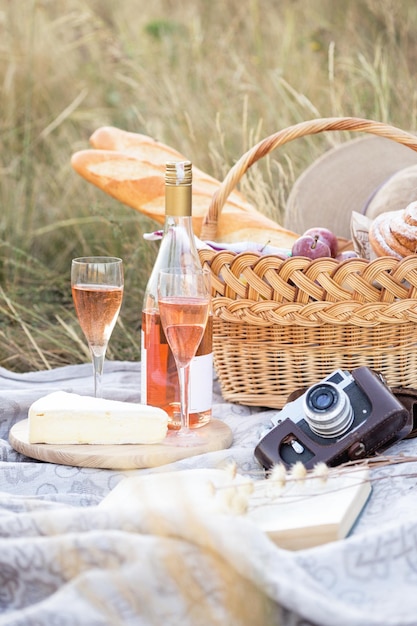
[1,361,417,626]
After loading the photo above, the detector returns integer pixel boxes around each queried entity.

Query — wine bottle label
[189,352,213,413]
[141,332,213,412]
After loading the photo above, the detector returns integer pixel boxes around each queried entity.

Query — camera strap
[391,387,417,438]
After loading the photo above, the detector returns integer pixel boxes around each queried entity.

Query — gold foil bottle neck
[165,160,192,186]
[165,160,192,217]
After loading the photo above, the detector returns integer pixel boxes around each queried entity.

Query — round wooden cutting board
[9,419,233,470]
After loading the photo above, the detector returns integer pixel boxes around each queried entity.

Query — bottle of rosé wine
[141,160,212,429]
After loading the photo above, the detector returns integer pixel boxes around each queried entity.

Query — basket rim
[199,116,417,242]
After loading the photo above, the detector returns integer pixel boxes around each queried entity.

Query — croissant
[70,127,300,249]
[369,201,417,258]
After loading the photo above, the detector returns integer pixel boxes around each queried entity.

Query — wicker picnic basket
[197,117,417,408]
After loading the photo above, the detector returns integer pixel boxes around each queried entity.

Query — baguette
[71,126,300,249]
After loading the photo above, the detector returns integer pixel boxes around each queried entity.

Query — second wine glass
[71,256,124,398]
[158,268,210,446]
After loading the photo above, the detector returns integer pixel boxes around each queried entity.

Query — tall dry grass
[1,0,417,371]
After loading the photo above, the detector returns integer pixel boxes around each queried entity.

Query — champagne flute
[158,268,210,446]
[71,257,124,397]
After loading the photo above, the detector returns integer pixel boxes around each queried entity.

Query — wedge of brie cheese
[28,392,168,445]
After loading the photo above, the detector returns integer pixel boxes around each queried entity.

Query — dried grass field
[1,0,417,371]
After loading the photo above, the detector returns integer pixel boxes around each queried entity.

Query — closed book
[246,468,371,550]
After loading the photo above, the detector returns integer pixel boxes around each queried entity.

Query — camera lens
[303,382,354,438]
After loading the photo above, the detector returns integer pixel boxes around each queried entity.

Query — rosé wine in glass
[141,309,212,429]
[158,268,210,446]
[71,257,123,397]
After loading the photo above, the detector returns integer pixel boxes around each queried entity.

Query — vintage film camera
[254,367,413,471]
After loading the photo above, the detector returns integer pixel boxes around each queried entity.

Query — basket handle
[199,116,417,241]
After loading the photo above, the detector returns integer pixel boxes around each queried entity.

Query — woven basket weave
[198,117,417,408]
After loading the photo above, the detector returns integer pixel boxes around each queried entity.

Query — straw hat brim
[284,135,417,238]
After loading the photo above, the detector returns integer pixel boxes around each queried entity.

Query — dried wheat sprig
[212,453,417,508]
